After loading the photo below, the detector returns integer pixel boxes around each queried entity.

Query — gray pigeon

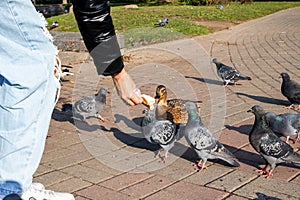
[73,87,109,124]
[155,18,168,27]
[142,106,179,162]
[183,101,240,171]
[280,72,300,110]
[265,111,300,144]
[216,4,224,9]
[247,105,300,178]
[212,58,251,87]
[50,21,59,30]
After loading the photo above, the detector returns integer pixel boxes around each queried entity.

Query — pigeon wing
[259,133,293,159]
[150,121,177,145]
[188,126,215,151]
[218,65,238,81]
[74,96,96,115]
[290,114,300,130]
[283,80,300,103]
[209,141,240,167]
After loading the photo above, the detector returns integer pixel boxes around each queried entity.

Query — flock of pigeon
[71,57,300,178]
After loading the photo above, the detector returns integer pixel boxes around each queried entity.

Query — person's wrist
[112,69,126,81]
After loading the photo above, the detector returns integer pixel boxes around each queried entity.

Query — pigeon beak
[247,109,253,113]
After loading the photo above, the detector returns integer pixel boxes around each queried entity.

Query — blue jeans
[0,0,58,198]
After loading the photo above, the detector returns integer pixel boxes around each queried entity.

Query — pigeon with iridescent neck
[247,105,300,178]
[265,111,300,144]
[183,101,240,171]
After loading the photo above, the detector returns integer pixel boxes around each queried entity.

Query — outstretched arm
[72,0,142,105]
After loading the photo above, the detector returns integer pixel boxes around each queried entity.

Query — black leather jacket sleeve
[72,0,124,76]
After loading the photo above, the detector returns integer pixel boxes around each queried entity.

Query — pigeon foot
[97,115,107,122]
[295,105,300,110]
[193,160,207,172]
[255,165,268,175]
[284,105,294,110]
[262,170,274,178]
[296,134,300,143]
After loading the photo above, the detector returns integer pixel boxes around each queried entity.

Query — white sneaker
[29,183,45,190]
[21,183,74,200]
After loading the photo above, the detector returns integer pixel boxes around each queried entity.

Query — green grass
[47,2,300,46]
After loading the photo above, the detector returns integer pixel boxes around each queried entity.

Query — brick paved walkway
[37,7,300,199]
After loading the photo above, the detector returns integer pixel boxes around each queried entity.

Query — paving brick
[61,164,114,184]
[97,146,144,163]
[290,173,300,184]
[48,177,92,193]
[33,170,73,187]
[120,175,175,198]
[268,164,300,182]
[151,158,195,180]
[234,177,300,199]
[107,150,168,173]
[206,170,257,192]
[99,172,154,191]
[81,158,122,176]
[44,140,64,153]
[75,185,135,200]
[224,194,249,200]
[43,151,93,169]
[46,131,81,147]
[145,181,229,200]
[66,143,90,153]
[34,164,55,177]
[184,164,234,186]
[74,196,91,200]
[41,147,74,163]
[219,123,250,150]
[78,135,123,157]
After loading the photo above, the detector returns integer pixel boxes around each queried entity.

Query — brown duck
[155,85,202,124]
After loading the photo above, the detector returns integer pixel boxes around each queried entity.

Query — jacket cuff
[90,35,124,76]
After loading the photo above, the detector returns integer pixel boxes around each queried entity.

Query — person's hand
[112,69,143,106]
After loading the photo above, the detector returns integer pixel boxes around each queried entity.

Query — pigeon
[183,101,240,171]
[265,111,300,143]
[280,72,300,110]
[73,87,109,124]
[155,18,169,27]
[50,21,59,30]
[247,105,300,177]
[142,106,179,162]
[217,4,224,9]
[155,85,202,124]
[212,58,252,87]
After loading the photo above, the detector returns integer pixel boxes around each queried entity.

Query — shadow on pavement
[185,76,224,86]
[114,114,144,132]
[110,119,265,169]
[52,108,74,123]
[185,76,243,86]
[254,192,281,200]
[236,92,289,106]
[225,124,253,135]
[52,105,110,132]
